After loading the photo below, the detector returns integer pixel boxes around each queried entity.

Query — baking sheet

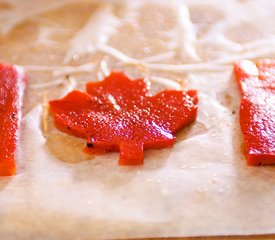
[0,0,275,239]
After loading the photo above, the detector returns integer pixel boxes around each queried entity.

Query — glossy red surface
[235,60,275,165]
[0,64,26,176]
[50,72,198,165]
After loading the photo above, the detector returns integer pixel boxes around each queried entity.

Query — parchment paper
[0,0,275,239]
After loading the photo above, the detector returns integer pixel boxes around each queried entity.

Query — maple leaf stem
[119,142,144,166]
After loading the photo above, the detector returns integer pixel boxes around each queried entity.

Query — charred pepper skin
[234,60,275,165]
[0,64,27,176]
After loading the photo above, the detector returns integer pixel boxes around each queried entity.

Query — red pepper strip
[50,72,198,165]
[234,60,275,165]
[0,64,27,176]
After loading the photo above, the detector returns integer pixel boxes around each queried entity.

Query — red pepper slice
[49,72,198,165]
[234,60,275,165]
[0,64,27,176]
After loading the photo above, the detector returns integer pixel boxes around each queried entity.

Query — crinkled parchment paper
[0,0,275,239]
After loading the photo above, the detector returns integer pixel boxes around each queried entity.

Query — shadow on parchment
[175,121,208,142]
[44,107,206,165]
[43,113,172,188]
[43,113,211,187]
[0,177,12,190]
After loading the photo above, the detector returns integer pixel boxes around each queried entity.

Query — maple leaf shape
[49,72,198,165]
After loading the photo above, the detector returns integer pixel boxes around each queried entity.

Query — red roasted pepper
[0,64,27,176]
[50,72,198,165]
[234,60,275,165]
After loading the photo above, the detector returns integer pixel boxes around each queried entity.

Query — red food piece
[50,72,198,165]
[0,64,27,176]
[234,60,275,165]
